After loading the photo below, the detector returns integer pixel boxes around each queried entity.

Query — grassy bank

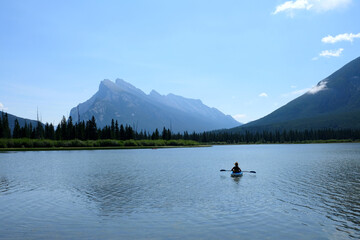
[0,138,202,151]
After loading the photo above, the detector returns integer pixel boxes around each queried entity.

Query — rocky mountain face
[230,56,360,132]
[69,79,240,132]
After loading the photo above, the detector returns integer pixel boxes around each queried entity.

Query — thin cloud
[232,114,246,122]
[308,81,327,94]
[273,0,313,15]
[0,102,8,111]
[259,92,268,97]
[282,88,310,97]
[282,82,327,97]
[319,48,344,57]
[313,0,352,12]
[273,0,351,15]
[322,33,360,44]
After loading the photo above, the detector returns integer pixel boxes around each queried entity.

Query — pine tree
[111,119,115,139]
[115,120,119,139]
[22,121,31,138]
[0,113,3,138]
[86,116,98,140]
[1,112,11,138]
[125,125,134,140]
[60,116,67,140]
[13,119,21,138]
[152,128,159,140]
[162,127,167,140]
[119,124,125,140]
[44,123,55,140]
[36,120,44,139]
[75,121,85,140]
[67,116,75,140]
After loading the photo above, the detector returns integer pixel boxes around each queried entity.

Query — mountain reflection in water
[0,144,359,239]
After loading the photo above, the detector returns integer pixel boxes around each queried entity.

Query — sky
[1,0,360,125]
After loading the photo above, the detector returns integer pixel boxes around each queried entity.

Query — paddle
[220,169,256,173]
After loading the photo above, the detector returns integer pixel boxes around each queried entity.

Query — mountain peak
[70,78,240,132]
[99,79,119,94]
[100,79,117,88]
[115,78,146,96]
[150,90,162,97]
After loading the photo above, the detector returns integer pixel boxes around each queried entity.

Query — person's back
[231,162,241,173]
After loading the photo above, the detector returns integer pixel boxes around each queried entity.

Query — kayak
[231,171,243,177]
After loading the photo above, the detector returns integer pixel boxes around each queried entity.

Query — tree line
[1,111,360,143]
[0,112,173,141]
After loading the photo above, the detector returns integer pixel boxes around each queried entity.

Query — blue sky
[1,0,359,125]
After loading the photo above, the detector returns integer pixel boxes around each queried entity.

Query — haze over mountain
[230,56,360,132]
[69,79,240,133]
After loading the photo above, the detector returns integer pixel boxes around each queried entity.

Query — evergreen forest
[1,111,360,149]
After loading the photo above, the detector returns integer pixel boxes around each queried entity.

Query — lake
[0,143,359,239]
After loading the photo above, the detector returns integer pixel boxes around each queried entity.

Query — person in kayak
[231,162,242,173]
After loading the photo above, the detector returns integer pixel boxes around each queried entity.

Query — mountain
[69,79,240,132]
[0,112,42,132]
[230,56,360,132]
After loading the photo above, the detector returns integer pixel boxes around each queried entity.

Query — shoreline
[0,139,205,152]
[0,145,211,152]
[0,139,359,152]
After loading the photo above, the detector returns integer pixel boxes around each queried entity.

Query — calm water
[0,144,359,239]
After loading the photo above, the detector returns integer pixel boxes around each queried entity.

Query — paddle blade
[250,171,256,173]
[220,169,228,172]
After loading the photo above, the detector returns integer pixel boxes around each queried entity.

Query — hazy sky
[1,0,359,125]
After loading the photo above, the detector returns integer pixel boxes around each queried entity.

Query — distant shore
[0,145,210,152]
[0,138,204,152]
[0,138,358,152]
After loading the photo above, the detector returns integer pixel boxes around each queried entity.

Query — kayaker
[231,162,242,173]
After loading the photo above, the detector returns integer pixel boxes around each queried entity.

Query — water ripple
[1,145,360,239]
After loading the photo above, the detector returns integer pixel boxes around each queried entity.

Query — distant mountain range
[5,56,359,135]
[69,79,240,132]
[230,56,360,133]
